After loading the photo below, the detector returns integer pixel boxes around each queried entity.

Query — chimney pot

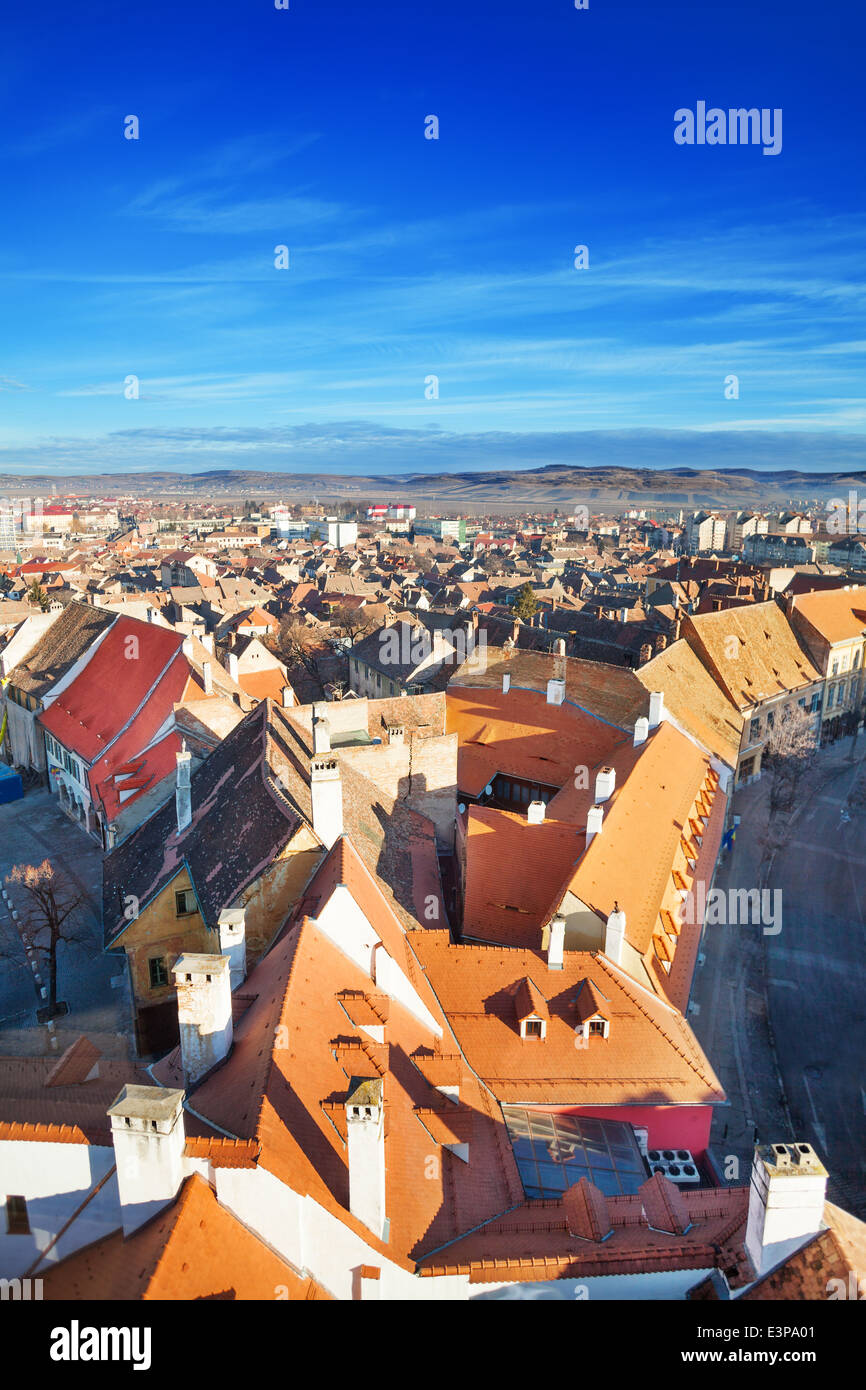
[745,1142,828,1279]
[346,1077,386,1239]
[107,1085,185,1236]
[595,766,616,802]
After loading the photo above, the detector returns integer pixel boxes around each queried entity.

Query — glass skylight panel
[503,1108,648,1198]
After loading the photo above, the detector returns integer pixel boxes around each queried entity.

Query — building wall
[0,1141,119,1280]
[339,733,458,849]
[236,825,323,959]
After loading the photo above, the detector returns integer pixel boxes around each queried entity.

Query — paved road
[766,755,866,1218]
[691,741,866,1218]
[0,788,131,1053]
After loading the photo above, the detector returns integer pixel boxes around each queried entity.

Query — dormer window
[522,1016,545,1040]
[588,1019,606,1037]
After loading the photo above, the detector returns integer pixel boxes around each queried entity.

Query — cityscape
[0,0,863,1359]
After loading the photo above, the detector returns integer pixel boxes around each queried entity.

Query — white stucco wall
[0,1141,119,1278]
[314,887,442,1037]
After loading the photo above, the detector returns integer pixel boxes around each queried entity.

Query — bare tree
[762,702,820,818]
[5,860,86,1019]
[272,619,330,686]
[329,603,376,647]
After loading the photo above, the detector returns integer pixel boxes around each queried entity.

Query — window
[148,956,168,988]
[766,711,775,731]
[175,889,196,916]
[523,1018,544,1038]
[749,718,761,743]
[810,691,821,713]
[588,1019,607,1036]
[5,1195,29,1235]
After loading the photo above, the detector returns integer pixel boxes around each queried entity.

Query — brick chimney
[346,1077,386,1239]
[173,954,233,1089]
[311,755,343,848]
[745,1142,828,1280]
[175,743,192,833]
[107,1085,186,1236]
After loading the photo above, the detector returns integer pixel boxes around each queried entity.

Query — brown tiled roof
[8,600,115,697]
[740,1202,866,1300]
[683,603,821,711]
[419,1180,749,1283]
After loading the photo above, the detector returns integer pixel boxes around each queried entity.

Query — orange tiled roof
[40,1174,331,1301]
[418,1179,749,1284]
[410,933,724,1107]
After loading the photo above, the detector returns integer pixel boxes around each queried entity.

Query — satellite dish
[485,784,493,796]
[458,803,466,815]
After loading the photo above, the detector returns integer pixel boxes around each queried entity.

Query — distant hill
[1,463,863,511]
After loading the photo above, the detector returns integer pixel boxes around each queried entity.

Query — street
[0,788,132,1057]
[691,741,866,1218]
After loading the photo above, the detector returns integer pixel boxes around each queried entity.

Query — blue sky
[1,0,864,476]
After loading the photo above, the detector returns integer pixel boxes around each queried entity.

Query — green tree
[27,579,50,611]
[513,582,538,623]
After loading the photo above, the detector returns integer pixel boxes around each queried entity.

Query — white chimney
[175,744,192,833]
[346,1077,386,1239]
[547,916,565,970]
[226,651,240,683]
[313,710,331,754]
[280,684,293,708]
[547,677,566,706]
[107,1085,186,1236]
[604,903,627,965]
[311,755,343,848]
[218,907,247,991]
[201,632,215,654]
[173,953,233,1089]
[387,724,405,747]
[633,716,649,746]
[586,804,603,845]
[745,1142,829,1280]
[182,636,194,658]
[555,638,566,656]
[648,691,665,729]
[202,660,213,696]
[595,766,616,802]
[527,800,546,825]
[502,672,511,694]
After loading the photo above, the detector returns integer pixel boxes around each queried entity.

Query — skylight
[502,1108,647,1198]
